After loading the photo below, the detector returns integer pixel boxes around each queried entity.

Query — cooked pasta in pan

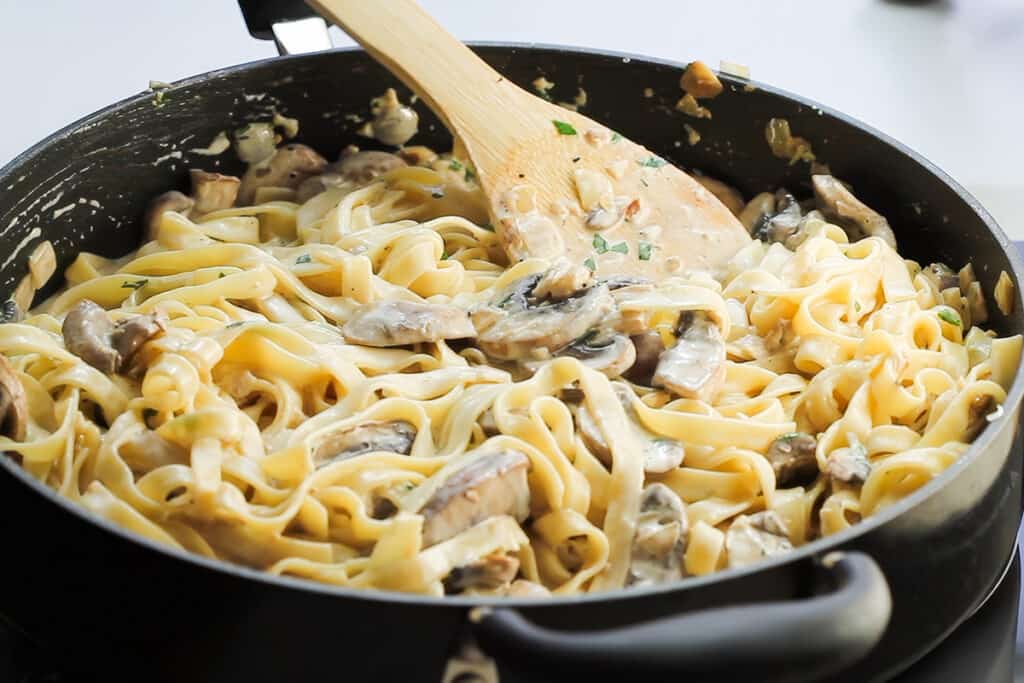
[0,114,1018,597]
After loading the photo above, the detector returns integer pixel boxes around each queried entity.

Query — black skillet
[0,2,1021,681]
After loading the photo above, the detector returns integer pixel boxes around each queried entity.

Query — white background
[1,0,1022,236]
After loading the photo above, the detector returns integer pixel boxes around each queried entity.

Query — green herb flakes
[638,241,654,261]
[295,254,312,264]
[611,132,623,143]
[592,233,609,254]
[464,166,477,183]
[938,308,962,326]
[121,279,147,290]
[552,120,578,136]
[639,156,667,168]
[583,257,596,272]
[609,242,629,254]
[449,159,463,171]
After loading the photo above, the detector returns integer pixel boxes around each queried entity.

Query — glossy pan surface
[0,46,1021,682]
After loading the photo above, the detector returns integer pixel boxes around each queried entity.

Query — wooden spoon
[307,0,751,278]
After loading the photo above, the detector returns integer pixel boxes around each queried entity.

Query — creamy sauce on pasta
[0,137,1019,598]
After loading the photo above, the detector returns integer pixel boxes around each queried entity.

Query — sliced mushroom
[144,191,194,241]
[0,300,24,324]
[478,284,615,360]
[577,382,684,474]
[826,435,871,484]
[766,432,819,488]
[342,301,476,347]
[334,150,407,185]
[652,311,726,402]
[738,192,775,234]
[62,300,166,375]
[812,174,897,249]
[725,511,793,568]
[189,169,240,214]
[965,394,994,441]
[0,355,28,440]
[313,420,416,467]
[443,554,520,594]
[238,144,327,205]
[628,483,689,586]
[921,263,959,295]
[693,175,744,216]
[398,145,438,166]
[753,190,803,244]
[419,450,531,547]
[294,172,347,203]
[624,331,665,386]
[490,273,544,313]
[556,331,636,377]
[362,88,419,146]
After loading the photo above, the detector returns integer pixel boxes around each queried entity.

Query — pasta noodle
[0,139,1018,599]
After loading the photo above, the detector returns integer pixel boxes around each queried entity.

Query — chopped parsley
[639,156,667,169]
[609,242,629,255]
[611,132,623,143]
[777,432,804,442]
[854,301,861,312]
[583,257,597,272]
[552,120,577,136]
[441,251,451,260]
[121,279,147,290]
[464,166,477,183]
[592,233,609,254]
[449,159,463,171]
[295,254,312,264]
[938,308,962,326]
[638,241,654,261]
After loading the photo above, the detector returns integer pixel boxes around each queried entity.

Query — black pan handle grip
[471,552,891,682]
[237,0,316,40]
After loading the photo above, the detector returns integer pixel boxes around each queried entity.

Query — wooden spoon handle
[307,0,519,147]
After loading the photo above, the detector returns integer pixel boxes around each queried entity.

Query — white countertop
[1,0,1022,237]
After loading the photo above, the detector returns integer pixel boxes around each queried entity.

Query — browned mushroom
[189,169,240,214]
[0,355,28,440]
[335,150,408,185]
[652,311,726,402]
[238,144,328,205]
[419,449,531,547]
[62,300,166,375]
[628,483,689,586]
[554,332,636,377]
[312,420,416,467]
[812,174,897,248]
[478,283,615,361]
[361,88,420,146]
[724,511,793,568]
[624,331,665,385]
[342,301,476,347]
[443,553,520,594]
[766,432,819,488]
[144,191,194,242]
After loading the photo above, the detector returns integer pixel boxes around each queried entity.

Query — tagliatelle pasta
[0,139,1018,599]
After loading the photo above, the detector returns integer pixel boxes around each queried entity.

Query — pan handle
[470,551,891,682]
[237,0,331,55]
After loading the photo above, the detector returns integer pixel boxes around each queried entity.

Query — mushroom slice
[628,483,689,586]
[419,450,531,547]
[921,263,959,295]
[826,435,871,484]
[0,355,28,440]
[62,300,119,374]
[577,382,684,474]
[478,284,615,361]
[653,311,726,402]
[342,301,475,347]
[443,553,520,594]
[63,300,166,375]
[725,511,793,569]
[624,331,665,386]
[753,190,803,244]
[238,144,327,205]
[766,432,819,488]
[490,273,544,313]
[144,191,194,241]
[812,174,897,249]
[553,331,635,377]
[533,258,594,301]
[313,420,416,467]
[189,169,240,214]
[334,150,408,185]
[362,88,420,146]
[0,300,24,324]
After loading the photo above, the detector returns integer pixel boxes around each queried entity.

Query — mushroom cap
[0,355,28,441]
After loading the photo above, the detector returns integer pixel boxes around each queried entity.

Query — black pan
[0,19,1021,683]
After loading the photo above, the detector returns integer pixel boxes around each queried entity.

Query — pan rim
[0,42,1021,610]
